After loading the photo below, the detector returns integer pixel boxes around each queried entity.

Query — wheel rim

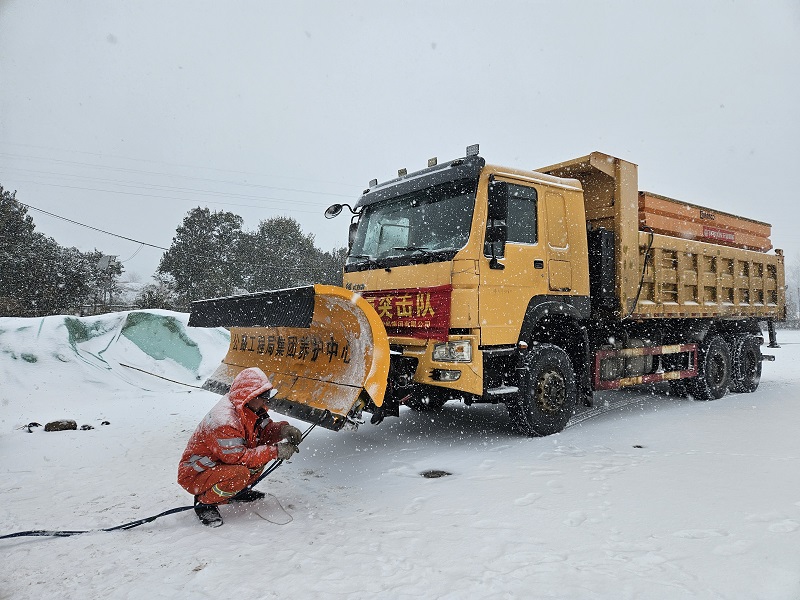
[535,369,566,415]
[708,352,728,387]
[742,346,759,380]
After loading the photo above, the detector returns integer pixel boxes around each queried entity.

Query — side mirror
[348,221,358,250]
[325,204,343,219]
[488,180,508,222]
[484,224,507,268]
[485,224,507,244]
[485,179,508,267]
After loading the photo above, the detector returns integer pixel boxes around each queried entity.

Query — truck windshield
[347,178,477,270]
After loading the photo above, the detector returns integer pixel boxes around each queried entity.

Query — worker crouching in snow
[178,367,302,527]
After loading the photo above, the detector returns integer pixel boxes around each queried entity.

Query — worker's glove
[280,423,303,445]
[276,441,299,461]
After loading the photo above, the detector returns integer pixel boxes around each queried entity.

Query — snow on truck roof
[355,154,583,210]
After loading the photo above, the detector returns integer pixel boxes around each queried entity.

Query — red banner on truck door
[361,284,452,342]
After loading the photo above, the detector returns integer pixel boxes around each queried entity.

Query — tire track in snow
[566,395,647,429]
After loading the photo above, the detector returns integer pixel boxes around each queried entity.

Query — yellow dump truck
[190,147,785,436]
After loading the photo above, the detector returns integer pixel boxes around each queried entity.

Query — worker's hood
[227,367,273,411]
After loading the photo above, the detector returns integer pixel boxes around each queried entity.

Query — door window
[506,184,538,245]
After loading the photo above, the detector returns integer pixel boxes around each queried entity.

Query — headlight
[432,340,472,363]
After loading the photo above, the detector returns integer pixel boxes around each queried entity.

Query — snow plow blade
[189,285,389,431]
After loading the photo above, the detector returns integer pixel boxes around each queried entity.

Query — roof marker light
[428,157,438,167]
[466,143,480,157]
[398,168,407,176]
[369,178,378,187]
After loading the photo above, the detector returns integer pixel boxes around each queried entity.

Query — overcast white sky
[1,1,799,281]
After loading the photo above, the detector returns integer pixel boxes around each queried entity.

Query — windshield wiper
[392,245,434,256]
[348,254,382,269]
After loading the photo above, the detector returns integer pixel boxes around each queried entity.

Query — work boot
[194,498,223,527]
[229,487,266,503]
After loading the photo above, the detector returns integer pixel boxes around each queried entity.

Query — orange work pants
[186,464,264,505]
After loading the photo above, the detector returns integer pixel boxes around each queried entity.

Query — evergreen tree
[0,187,34,314]
[158,207,244,308]
[135,273,179,310]
[0,187,121,316]
[241,216,320,291]
[315,246,347,286]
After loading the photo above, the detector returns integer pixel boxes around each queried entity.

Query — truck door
[544,190,572,292]
[479,180,548,346]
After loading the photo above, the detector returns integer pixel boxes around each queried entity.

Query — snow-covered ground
[1,311,799,599]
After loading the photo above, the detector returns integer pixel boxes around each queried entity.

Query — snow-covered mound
[0,310,229,426]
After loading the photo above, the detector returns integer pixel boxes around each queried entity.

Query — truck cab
[339,148,591,420]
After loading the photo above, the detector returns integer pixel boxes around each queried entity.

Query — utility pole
[97,255,118,312]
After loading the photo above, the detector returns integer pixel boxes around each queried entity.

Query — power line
[0,141,362,191]
[5,178,331,216]
[0,150,358,198]
[0,165,339,208]
[120,244,144,262]
[19,202,169,250]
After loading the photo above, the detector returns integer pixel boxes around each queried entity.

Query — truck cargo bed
[539,151,785,320]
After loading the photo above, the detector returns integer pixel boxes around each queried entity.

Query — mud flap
[189,285,390,431]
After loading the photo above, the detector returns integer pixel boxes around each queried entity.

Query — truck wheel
[730,335,762,393]
[509,344,577,436]
[687,335,731,401]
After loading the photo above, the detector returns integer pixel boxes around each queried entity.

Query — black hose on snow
[1,415,327,540]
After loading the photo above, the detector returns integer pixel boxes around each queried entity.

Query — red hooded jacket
[178,367,287,490]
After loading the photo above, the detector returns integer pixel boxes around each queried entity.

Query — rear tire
[508,344,576,436]
[687,335,731,401]
[730,335,762,393]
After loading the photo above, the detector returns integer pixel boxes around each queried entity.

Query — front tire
[508,344,577,436]
[687,335,731,401]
